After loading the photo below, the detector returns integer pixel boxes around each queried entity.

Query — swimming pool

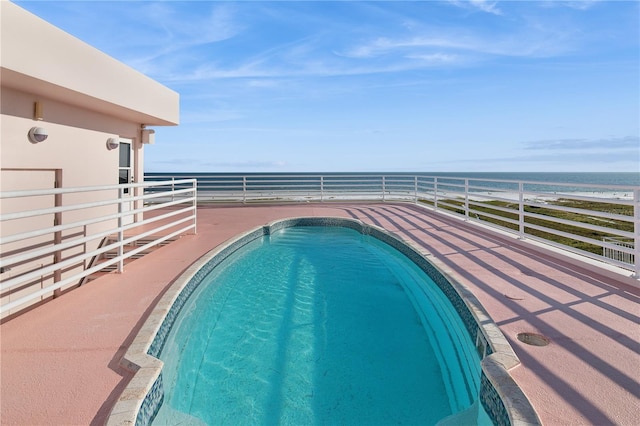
[156,226,484,424]
[107,217,540,426]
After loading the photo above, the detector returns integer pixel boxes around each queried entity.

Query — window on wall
[118,140,131,193]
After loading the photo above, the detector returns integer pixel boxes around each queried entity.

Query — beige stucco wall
[0,88,136,317]
[1,86,139,187]
[0,2,179,318]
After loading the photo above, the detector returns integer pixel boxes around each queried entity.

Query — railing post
[242,176,247,204]
[434,177,438,210]
[117,187,125,273]
[53,170,62,297]
[634,188,640,278]
[193,179,198,235]
[464,178,469,221]
[382,176,386,202]
[320,176,324,202]
[518,182,525,239]
[414,176,418,204]
[171,177,175,202]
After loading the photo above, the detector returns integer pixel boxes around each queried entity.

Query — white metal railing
[603,237,635,265]
[146,173,639,277]
[0,179,197,317]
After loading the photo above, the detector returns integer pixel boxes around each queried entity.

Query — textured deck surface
[1,203,638,425]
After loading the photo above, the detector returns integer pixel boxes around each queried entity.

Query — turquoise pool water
[154,226,487,425]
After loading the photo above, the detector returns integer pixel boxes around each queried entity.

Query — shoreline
[194,190,634,203]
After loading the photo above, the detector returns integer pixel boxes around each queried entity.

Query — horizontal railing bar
[434,183,467,190]
[195,191,245,196]
[467,200,519,216]
[0,194,195,245]
[466,193,521,204]
[1,204,196,268]
[185,184,242,189]
[0,179,196,199]
[435,200,465,211]
[520,180,638,191]
[521,190,635,205]
[114,213,196,251]
[122,188,195,205]
[468,208,520,227]
[240,182,375,187]
[126,205,195,232]
[524,233,634,269]
[524,200,633,222]
[1,215,115,245]
[466,184,519,193]
[114,223,195,262]
[523,211,633,239]
[1,214,195,293]
[140,187,195,198]
[245,185,321,189]
[0,187,195,222]
[602,236,634,244]
[469,216,521,236]
[523,222,610,249]
[1,237,129,292]
[142,196,197,212]
[1,198,119,221]
[1,228,114,268]
[0,223,196,314]
[467,193,522,203]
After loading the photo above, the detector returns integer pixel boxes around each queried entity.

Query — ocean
[147,172,638,184]
[145,172,640,198]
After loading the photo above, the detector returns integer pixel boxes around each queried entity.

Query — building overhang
[0,2,179,127]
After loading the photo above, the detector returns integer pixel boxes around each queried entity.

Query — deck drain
[517,332,550,347]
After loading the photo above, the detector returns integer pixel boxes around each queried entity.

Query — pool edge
[105,216,541,426]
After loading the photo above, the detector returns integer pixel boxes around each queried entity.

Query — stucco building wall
[0,1,179,318]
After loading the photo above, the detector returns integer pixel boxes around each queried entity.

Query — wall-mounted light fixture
[34,101,43,121]
[141,128,155,145]
[28,127,48,143]
[106,137,119,150]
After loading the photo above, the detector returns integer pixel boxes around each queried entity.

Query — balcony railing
[603,237,635,266]
[0,179,197,318]
[146,173,639,277]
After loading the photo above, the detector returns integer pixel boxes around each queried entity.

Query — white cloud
[341,36,467,59]
[405,53,460,63]
[543,1,604,11]
[341,28,574,62]
[118,3,243,76]
[55,1,579,84]
[469,0,503,15]
[448,0,503,15]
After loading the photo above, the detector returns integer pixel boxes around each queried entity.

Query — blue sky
[15,0,640,173]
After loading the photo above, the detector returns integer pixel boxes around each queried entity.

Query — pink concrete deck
[1,203,638,425]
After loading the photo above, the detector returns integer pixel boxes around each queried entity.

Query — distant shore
[194,189,634,204]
